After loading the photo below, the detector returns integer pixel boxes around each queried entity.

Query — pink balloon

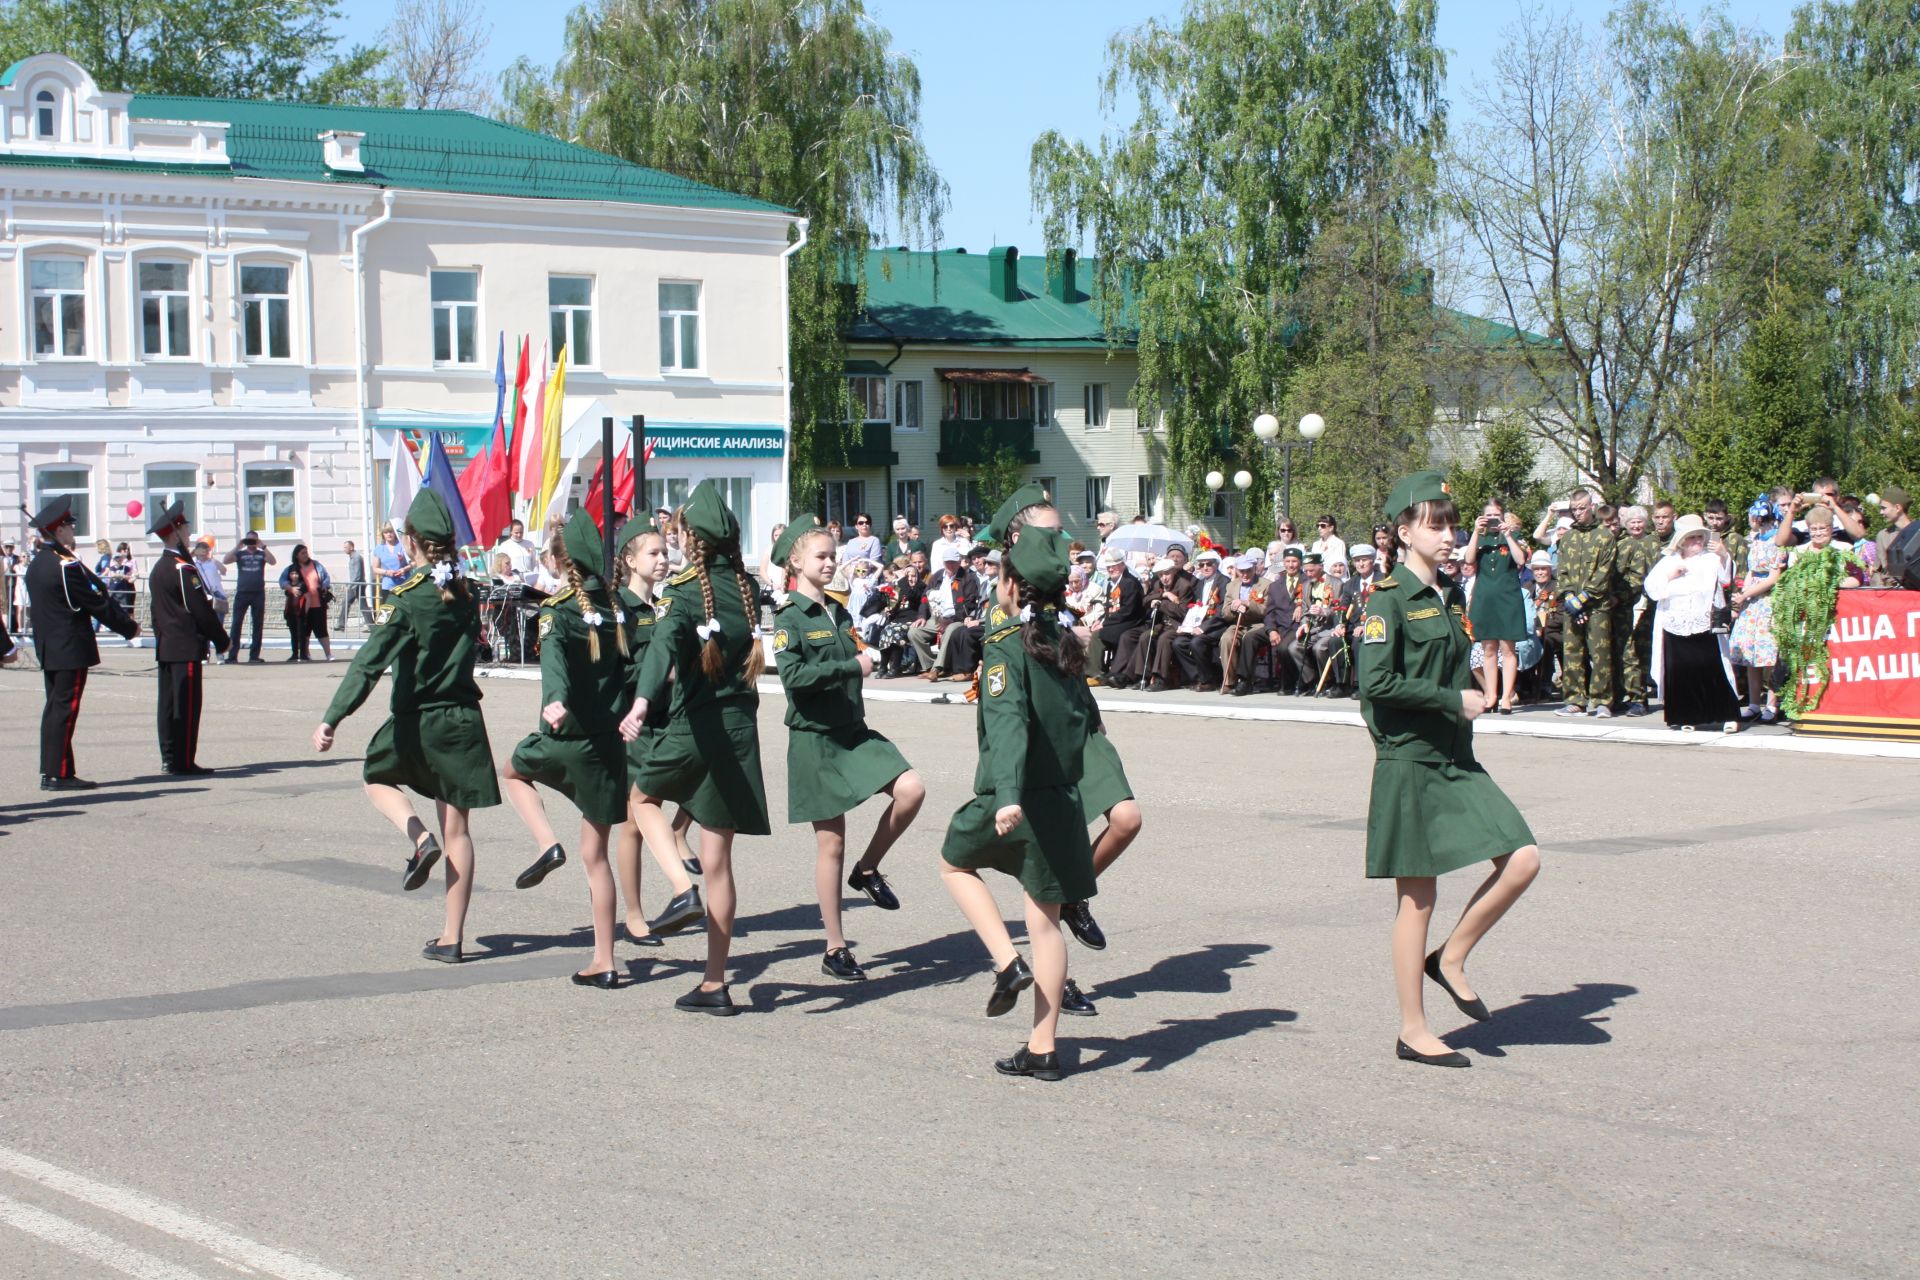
[126,500,143,518]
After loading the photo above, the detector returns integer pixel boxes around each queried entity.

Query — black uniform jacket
[27,546,136,670]
[149,547,230,661]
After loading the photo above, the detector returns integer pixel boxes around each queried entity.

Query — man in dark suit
[25,497,139,789]
[1139,556,1198,690]
[148,501,230,776]
[1172,549,1233,690]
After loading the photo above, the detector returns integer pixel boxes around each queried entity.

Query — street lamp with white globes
[1251,411,1327,533]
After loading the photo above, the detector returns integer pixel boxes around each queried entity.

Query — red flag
[516,344,548,510]
[506,336,530,496]
[582,443,633,532]
[459,406,512,545]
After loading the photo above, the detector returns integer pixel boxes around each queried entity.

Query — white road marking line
[0,1146,353,1280]
[0,1190,212,1280]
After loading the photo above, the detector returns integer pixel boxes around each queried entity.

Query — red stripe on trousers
[185,662,200,766]
[62,668,86,777]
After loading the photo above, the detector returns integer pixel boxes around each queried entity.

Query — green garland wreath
[1770,545,1864,718]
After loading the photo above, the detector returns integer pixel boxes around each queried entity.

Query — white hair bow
[430,560,462,587]
[1018,604,1036,623]
[696,616,721,641]
[614,609,627,624]
[770,590,789,608]
[582,608,605,627]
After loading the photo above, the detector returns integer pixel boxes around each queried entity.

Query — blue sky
[335,0,1805,251]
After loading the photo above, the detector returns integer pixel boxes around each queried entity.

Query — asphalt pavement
[0,654,1912,1278]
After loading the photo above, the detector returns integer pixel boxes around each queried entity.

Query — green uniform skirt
[365,706,501,810]
[510,730,629,826]
[1364,759,1534,879]
[632,706,770,836]
[624,720,667,774]
[942,785,1097,904]
[1078,732,1134,824]
[787,724,910,824]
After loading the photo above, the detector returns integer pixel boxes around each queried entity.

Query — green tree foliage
[500,0,945,512]
[0,0,386,102]
[1029,0,1445,521]
[1447,419,1549,531]
[974,448,1029,529]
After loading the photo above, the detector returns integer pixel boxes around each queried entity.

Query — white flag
[388,436,421,529]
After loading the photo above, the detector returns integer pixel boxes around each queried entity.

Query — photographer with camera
[1552,491,1619,717]
[222,528,276,664]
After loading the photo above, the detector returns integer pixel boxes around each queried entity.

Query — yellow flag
[530,345,569,527]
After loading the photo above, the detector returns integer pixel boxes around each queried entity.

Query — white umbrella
[1102,523,1193,559]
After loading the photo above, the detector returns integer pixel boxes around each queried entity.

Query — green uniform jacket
[1555,520,1617,604]
[617,585,668,730]
[1615,532,1660,608]
[772,593,866,731]
[972,611,1089,809]
[631,555,760,718]
[1723,529,1749,582]
[324,568,484,724]
[1356,566,1474,765]
[537,582,630,738]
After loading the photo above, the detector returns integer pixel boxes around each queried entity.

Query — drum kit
[478,580,544,665]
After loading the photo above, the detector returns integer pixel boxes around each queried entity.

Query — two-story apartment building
[0,53,801,576]
[830,245,1181,545]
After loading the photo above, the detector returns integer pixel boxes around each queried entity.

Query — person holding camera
[223,530,276,664]
[1552,492,1618,717]
[1464,500,1529,714]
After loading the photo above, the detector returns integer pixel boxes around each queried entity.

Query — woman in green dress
[771,517,925,982]
[619,480,768,1017]
[500,511,632,989]
[312,489,500,964]
[1359,472,1542,1068]
[1464,499,1531,714]
[609,516,687,946]
[940,525,1095,1082]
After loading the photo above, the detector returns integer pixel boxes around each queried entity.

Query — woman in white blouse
[1643,514,1741,732]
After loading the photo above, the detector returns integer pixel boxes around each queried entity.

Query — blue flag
[491,332,506,435]
[421,431,478,548]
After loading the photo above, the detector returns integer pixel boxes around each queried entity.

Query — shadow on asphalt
[1065,1007,1300,1074]
[1443,981,1638,1057]
[2,787,204,815]
[1085,942,1272,1001]
[213,758,348,780]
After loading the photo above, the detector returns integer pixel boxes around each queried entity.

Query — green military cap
[770,514,824,566]
[1302,551,1323,566]
[405,488,455,543]
[680,479,739,545]
[982,481,1052,546]
[1006,524,1070,596]
[615,513,655,551]
[1384,470,1453,520]
[562,508,605,574]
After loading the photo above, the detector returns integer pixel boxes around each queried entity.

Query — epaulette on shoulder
[544,587,575,608]
[668,565,699,588]
[988,624,1021,646]
[1372,576,1400,589]
[391,573,428,596]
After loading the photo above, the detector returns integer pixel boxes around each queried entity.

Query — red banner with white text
[1791,587,1920,739]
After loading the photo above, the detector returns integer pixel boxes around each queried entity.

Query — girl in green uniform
[995,488,1140,1017]
[619,480,768,1016]
[313,490,500,964]
[1464,499,1531,714]
[500,511,632,988]
[770,516,925,981]
[941,525,1095,1082]
[1358,471,1542,1068]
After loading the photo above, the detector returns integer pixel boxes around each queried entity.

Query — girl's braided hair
[678,510,765,684]
[1009,570,1085,678]
[546,526,628,664]
[404,523,469,605]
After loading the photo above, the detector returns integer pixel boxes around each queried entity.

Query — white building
[0,53,802,579]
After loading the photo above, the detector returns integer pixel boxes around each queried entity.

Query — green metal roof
[4,81,784,213]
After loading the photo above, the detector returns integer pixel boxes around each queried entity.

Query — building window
[431,269,479,366]
[1034,382,1054,426]
[943,378,1034,421]
[822,480,865,528]
[893,380,921,431]
[953,479,986,522]
[240,264,291,360]
[1085,475,1110,521]
[659,281,702,373]
[845,375,888,422]
[1137,474,1163,522]
[30,257,86,358]
[1084,383,1110,429]
[714,476,753,544]
[645,477,691,517]
[138,261,192,359]
[548,275,594,366]
[34,467,91,538]
[35,89,55,139]
[145,466,198,529]
[894,479,923,529]
[244,465,297,535]
[1035,476,1057,505]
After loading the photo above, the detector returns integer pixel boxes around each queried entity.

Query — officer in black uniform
[147,501,230,776]
[25,496,139,789]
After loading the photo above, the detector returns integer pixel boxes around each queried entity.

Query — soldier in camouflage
[1614,505,1661,715]
[1552,491,1618,718]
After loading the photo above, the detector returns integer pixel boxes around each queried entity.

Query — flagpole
[600,416,616,583]
[632,414,647,528]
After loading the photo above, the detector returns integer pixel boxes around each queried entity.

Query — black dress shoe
[622,923,663,948]
[1061,901,1106,950]
[40,775,97,791]
[1397,1038,1470,1068]
[422,939,462,964]
[985,955,1033,1018]
[571,969,619,989]
[675,984,738,1016]
[167,764,216,776]
[514,843,566,890]
[847,866,901,910]
[648,886,705,936]
[995,1045,1063,1082]
[1231,681,1252,697]
[402,835,443,891]
[1424,950,1491,1022]
[1145,679,1168,692]
[1059,978,1097,1017]
[821,947,867,981]
[681,857,702,877]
